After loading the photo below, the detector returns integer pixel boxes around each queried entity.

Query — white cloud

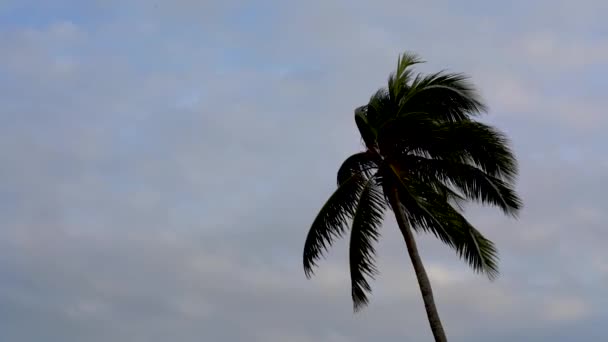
[426,264,467,287]
[543,296,590,322]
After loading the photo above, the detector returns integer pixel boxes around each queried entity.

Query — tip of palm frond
[392,52,425,86]
[499,193,523,218]
[467,259,500,282]
[486,269,500,281]
[303,265,315,279]
[303,249,321,279]
[505,209,521,219]
[475,263,500,282]
[353,302,368,313]
[397,51,425,67]
[352,290,370,312]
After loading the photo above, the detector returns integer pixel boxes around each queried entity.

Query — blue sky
[1,1,608,341]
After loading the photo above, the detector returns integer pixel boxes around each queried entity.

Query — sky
[1,0,607,341]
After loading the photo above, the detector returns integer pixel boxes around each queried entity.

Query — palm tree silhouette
[303,52,522,342]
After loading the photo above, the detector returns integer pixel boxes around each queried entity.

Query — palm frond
[416,194,500,279]
[388,52,424,102]
[387,166,500,278]
[367,88,394,128]
[433,121,518,181]
[426,199,500,280]
[400,71,487,122]
[376,111,437,157]
[355,106,378,150]
[356,88,397,149]
[337,152,380,186]
[403,155,522,216]
[419,185,500,279]
[349,175,386,311]
[430,179,467,212]
[457,225,499,280]
[383,166,455,246]
[381,119,518,182]
[396,52,424,80]
[303,172,367,277]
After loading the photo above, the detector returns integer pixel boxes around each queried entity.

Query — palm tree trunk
[388,188,448,342]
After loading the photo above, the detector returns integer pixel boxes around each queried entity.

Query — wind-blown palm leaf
[356,89,397,150]
[430,121,517,181]
[459,224,499,280]
[383,165,455,246]
[388,52,424,102]
[355,106,378,150]
[303,172,367,277]
[425,198,500,280]
[365,88,394,134]
[388,160,468,211]
[337,151,380,186]
[422,186,498,280]
[376,111,439,157]
[349,175,386,311]
[403,155,522,216]
[388,167,500,278]
[399,71,487,122]
[380,119,518,181]
[420,197,500,279]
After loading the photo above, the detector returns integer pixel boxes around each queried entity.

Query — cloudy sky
[1,1,607,341]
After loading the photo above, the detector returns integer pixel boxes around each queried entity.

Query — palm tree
[302,52,522,342]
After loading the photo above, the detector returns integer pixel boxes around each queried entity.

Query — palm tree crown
[303,52,522,312]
